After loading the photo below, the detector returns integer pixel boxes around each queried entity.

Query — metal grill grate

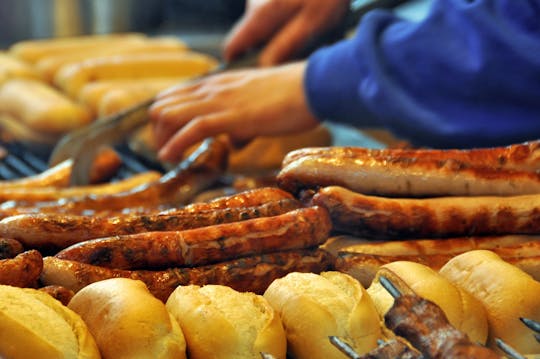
[0,141,164,181]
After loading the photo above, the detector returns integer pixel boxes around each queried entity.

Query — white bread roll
[439,250,540,355]
[264,271,381,358]
[0,79,92,134]
[68,278,186,359]
[0,284,100,359]
[366,261,488,345]
[166,284,286,359]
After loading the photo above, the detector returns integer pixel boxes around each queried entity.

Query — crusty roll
[439,250,540,355]
[0,51,40,84]
[0,284,100,359]
[9,33,147,64]
[0,79,92,135]
[166,284,286,359]
[36,36,187,82]
[78,78,183,116]
[264,271,382,358]
[68,278,186,359]
[54,52,218,98]
[366,261,488,345]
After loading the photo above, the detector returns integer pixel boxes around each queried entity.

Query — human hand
[223,0,350,66]
[149,62,320,162]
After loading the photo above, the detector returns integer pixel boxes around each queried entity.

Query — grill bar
[0,141,163,181]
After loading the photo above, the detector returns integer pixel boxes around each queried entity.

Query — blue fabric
[305,0,540,148]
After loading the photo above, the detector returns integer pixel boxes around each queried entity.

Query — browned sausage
[176,186,294,213]
[311,186,540,239]
[0,250,43,287]
[385,295,499,358]
[0,171,161,203]
[0,185,294,220]
[0,147,121,189]
[335,245,540,287]
[38,285,75,306]
[55,206,331,269]
[278,151,540,197]
[41,249,332,301]
[0,198,302,250]
[282,140,540,172]
[0,138,228,217]
[0,237,24,259]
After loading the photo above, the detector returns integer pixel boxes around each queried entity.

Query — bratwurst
[278,146,540,197]
[42,249,332,301]
[312,186,540,238]
[0,198,301,250]
[55,206,331,269]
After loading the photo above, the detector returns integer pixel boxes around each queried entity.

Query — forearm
[305,0,540,148]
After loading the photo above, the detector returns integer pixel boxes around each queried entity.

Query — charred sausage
[55,206,331,269]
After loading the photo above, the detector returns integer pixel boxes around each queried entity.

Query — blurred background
[0,0,244,55]
[0,0,431,56]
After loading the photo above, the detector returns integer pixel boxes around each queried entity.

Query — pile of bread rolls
[0,33,216,145]
[1,249,538,358]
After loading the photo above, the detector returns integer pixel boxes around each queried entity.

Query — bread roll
[439,250,540,355]
[54,52,218,98]
[0,284,100,359]
[68,278,186,359]
[366,261,488,345]
[0,52,40,84]
[9,33,147,64]
[0,79,92,134]
[36,37,187,82]
[166,284,286,359]
[264,271,381,358]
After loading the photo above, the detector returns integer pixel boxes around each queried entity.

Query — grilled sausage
[0,198,302,250]
[176,186,294,212]
[55,206,331,269]
[282,140,540,172]
[385,294,499,359]
[42,249,332,302]
[0,250,43,287]
[0,237,24,259]
[278,152,540,197]
[0,171,161,203]
[38,285,75,306]
[312,186,540,239]
[0,147,121,189]
[0,138,228,218]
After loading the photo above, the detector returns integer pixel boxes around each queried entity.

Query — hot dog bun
[68,278,187,359]
[0,284,100,359]
[166,284,286,359]
[366,261,488,345]
[439,250,540,355]
[263,271,382,358]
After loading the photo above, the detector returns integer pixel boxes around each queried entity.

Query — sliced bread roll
[264,271,382,358]
[440,250,540,355]
[0,284,100,359]
[166,284,287,359]
[366,260,488,345]
[68,278,186,359]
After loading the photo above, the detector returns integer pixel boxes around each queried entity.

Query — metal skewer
[379,275,402,298]
[259,352,276,359]
[495,338,527,359]
[329,336,362,359]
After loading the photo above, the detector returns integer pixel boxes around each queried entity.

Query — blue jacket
[305,0,540,148]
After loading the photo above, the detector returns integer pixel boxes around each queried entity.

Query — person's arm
[306,0,540,148]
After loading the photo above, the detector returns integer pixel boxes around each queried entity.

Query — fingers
[259,11,315,66]
[157,111,242,162]
[223,1,295,62]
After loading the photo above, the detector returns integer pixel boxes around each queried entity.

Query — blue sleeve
[305,0,540,148]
